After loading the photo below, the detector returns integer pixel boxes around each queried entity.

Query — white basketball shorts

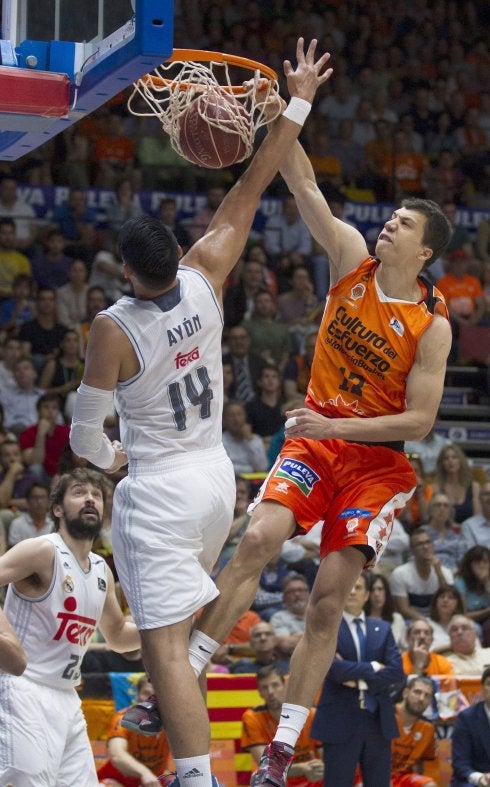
[112,445,236,629]
[0,674,98,786]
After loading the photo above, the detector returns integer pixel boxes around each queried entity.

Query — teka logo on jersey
[53,596,96,646]
[274,459,319,496]
[175,346,200,369]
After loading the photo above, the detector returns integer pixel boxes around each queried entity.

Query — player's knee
[235,523,281,567]
[306,591,343,636]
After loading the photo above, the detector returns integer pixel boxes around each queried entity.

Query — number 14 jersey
[104,265,225,464]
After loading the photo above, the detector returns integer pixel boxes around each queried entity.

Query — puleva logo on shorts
[339,507,371,519]
[274,459,320,496]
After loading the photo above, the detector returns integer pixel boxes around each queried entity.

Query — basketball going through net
[127,49,281,169]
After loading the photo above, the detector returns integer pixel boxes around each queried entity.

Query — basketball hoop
[127,49,281,168]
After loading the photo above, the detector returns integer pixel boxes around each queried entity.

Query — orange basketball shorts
[250,437,416,566]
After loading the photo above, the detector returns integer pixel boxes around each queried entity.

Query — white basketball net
[127,58,281,164]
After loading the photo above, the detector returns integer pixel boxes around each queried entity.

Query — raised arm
[187,38,332,291]
[278,141,368,283]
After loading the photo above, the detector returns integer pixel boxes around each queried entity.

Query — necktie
[353,618,377,714]
[353,618,366,661]
[234,358,253,402]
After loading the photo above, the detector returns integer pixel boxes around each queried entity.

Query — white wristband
[282,97,311,126]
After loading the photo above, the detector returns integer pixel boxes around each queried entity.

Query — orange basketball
[178,92,249,168]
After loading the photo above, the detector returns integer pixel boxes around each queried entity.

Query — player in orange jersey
[189,153,453,785]
[391,676,438,787]
[140,89,454,787]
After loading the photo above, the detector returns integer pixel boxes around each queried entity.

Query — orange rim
[141,48,278,94]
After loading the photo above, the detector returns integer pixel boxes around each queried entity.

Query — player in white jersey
[69,39,332,787]
[0,468,140,786]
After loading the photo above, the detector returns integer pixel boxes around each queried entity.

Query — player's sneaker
[250,741,295,787]
[121,693,163,735]
[158,773,221,786]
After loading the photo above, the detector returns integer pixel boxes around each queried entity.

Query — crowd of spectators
[0,0,490,782]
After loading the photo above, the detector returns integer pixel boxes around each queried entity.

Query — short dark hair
[406,675,435,694]
[256,665,284,684]
[50,468,107,530]
[26,481,50,500]
[36,392,62,413]
[282,573,309,592]
[401,198,452,266]
[482,666,490,685]
[119,215,179,290]
[409,526,432,544]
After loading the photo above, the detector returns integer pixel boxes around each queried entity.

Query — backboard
[0,0,174,161]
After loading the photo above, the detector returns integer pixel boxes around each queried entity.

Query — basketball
[178,92,249,169]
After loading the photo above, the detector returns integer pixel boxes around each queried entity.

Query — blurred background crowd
[0,0,489,688]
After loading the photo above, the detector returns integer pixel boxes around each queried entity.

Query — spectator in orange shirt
[307,132,343,187]
[380,130,430,200]
[401,619,455,678]
[399,454,433,532]
[92,113,135,190]
[391,676,437,787]
[436,250,485,327]
[436,250,486,361]
[97,675,170,787]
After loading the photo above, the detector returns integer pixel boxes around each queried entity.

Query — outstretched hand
[284,38,333,104]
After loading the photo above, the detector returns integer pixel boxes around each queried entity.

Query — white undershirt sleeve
[70,382,117,469]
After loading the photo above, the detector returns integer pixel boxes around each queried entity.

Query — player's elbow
[4,645,27,676]
[69,426,89,461]
[288,177,318,201]
[12,652,27,676]
[405,411,436,441]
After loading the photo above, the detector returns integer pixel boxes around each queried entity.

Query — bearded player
[0,468,140,786]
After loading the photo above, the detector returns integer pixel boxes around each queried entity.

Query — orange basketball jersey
[306,257,448,420]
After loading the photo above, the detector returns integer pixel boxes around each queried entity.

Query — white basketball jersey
[103,265,225,463]
[4,532,108,689]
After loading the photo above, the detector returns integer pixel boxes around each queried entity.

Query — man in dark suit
[312,571,405,787]
[222,325,267,403]
[451,666,490,787]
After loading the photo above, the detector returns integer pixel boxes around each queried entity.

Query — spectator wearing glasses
[425,493,467,571]
[390,529,454,621]
[269,575,310,657]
